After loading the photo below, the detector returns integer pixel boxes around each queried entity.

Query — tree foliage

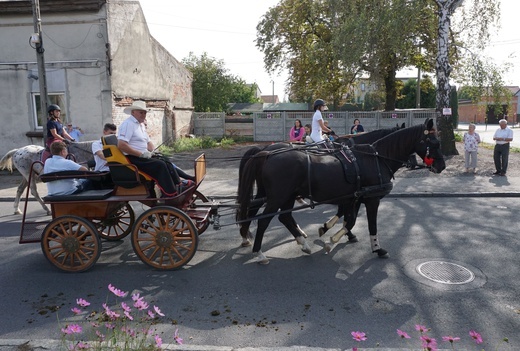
[396,75,436,109]
[182,52,260,112]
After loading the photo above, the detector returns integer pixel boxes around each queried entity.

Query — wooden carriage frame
[20,138,217,273]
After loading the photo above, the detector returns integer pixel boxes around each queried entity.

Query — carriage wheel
[93,202,135,241]
[41,215,101,272]
[190,191,210,235]
[131,206,198,270]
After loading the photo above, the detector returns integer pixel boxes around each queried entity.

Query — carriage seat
[43,189,113,202]
[101,135,153,189]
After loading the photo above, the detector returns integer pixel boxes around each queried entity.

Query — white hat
[124,101,148,114]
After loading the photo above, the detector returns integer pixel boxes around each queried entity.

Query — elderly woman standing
[463,123,481,173]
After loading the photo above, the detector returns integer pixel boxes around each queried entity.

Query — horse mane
[372,124,425,157]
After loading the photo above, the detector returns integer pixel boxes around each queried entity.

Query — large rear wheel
[41,215,101,272]
[132,206,198,270]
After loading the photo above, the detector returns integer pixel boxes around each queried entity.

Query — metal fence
[193,109,436,142]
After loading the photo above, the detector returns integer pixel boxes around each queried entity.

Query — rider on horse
[46,104,75,149]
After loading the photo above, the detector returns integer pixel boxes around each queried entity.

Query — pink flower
[124,311,133,320]
[108,284,127,298]
[397,329,411,339]
[61,324,82,335]
[155,334,163,348]
[76,298,90,307]
[415,324,429,333]
[352,348,358,351]
[442,335,460,343]
[132,292,142,301]
[421,335,438,350]
[469,330,483,344]
[174,328,183,345]
[121,302,131,312]
[351,331,367,342]
[154,305,165,317]
[134,299,149,311]
[147,310,155,319]
[95,330,105,341]
[71,307,82,315]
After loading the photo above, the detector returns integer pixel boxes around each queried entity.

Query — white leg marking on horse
[296,224,308,238]
[330,228,346,244]
[326,215,339,229]
[255,251,269,265]
[296,236,311,254]
[370,235,380,252]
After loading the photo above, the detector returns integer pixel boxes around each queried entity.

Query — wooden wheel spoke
[132,207,198,270]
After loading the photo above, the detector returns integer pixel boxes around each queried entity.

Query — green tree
[256,0,356,108]
[396,76,436,109]
[182,52,259,112]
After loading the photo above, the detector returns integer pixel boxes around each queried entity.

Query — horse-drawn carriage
[19,135,217,272]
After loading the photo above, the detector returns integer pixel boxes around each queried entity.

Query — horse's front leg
[325,200,360,253]
[365,198,388,258]
[318,204,343,237]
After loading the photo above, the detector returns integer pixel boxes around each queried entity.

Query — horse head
[414,119,445,174]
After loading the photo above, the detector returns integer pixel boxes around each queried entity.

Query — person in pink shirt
[289,119,305,142]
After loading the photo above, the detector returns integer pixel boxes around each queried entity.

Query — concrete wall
[107,1,193,143]
[0,7,111,149]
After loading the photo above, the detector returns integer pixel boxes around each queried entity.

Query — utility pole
[416,66,421,108]
[31,0,49,146]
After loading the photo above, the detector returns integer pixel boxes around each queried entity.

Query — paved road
[0,195,519,350]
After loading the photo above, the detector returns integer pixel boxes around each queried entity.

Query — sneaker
[493,171,501,175]
[500,172,506,176]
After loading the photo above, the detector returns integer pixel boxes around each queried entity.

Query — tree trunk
[434,0,462,156]
[383,66,397,111]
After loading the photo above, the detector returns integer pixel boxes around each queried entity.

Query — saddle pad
[43,189,113,202]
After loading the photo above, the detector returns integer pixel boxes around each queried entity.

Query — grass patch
[157,136,237,155]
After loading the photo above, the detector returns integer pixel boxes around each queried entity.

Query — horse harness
[301,143,394,209]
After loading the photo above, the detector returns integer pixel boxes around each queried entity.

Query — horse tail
[238,146,262,187]
[236,151,266,222]
[0,149,18,172]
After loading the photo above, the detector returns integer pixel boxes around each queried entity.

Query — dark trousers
[493,143,510,173]
[127,155,180,196]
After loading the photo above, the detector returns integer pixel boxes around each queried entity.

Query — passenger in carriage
[43,141,92,196]
[92,123,117,172]
[117,101,193,197]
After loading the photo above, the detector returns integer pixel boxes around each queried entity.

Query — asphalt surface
[0,133,519,351]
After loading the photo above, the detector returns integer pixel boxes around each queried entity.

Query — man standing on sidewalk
[493,119,514,176]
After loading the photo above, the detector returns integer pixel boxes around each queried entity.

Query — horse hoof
[46,210,52,216]
[375,249,389,258]
[301,232,308,238]
[324,244,332,254]
[14,210,22,215]
[318,227,326,237]
[301,246,311,255]
[255,252,269,265]
[347,236,358,243]
[241,239,252,247]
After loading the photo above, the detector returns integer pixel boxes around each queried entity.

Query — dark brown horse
[237,119,445,264]
[237,124,406,247]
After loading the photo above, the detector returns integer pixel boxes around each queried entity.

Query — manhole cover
[416,261,475,285]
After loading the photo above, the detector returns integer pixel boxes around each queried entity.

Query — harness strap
[305,151,315,209]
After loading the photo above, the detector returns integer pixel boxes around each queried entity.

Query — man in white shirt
[492,119,514,176]
[92,123,117,172]
[117,101,185,197]
[43,141,90,196]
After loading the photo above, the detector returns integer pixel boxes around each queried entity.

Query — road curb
[0,339,459,351]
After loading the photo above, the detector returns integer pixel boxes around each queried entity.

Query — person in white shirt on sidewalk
[492,119,514,176]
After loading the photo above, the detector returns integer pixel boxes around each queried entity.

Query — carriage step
[19,221,49,244]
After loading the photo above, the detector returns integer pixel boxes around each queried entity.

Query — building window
[32,93,67,129]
